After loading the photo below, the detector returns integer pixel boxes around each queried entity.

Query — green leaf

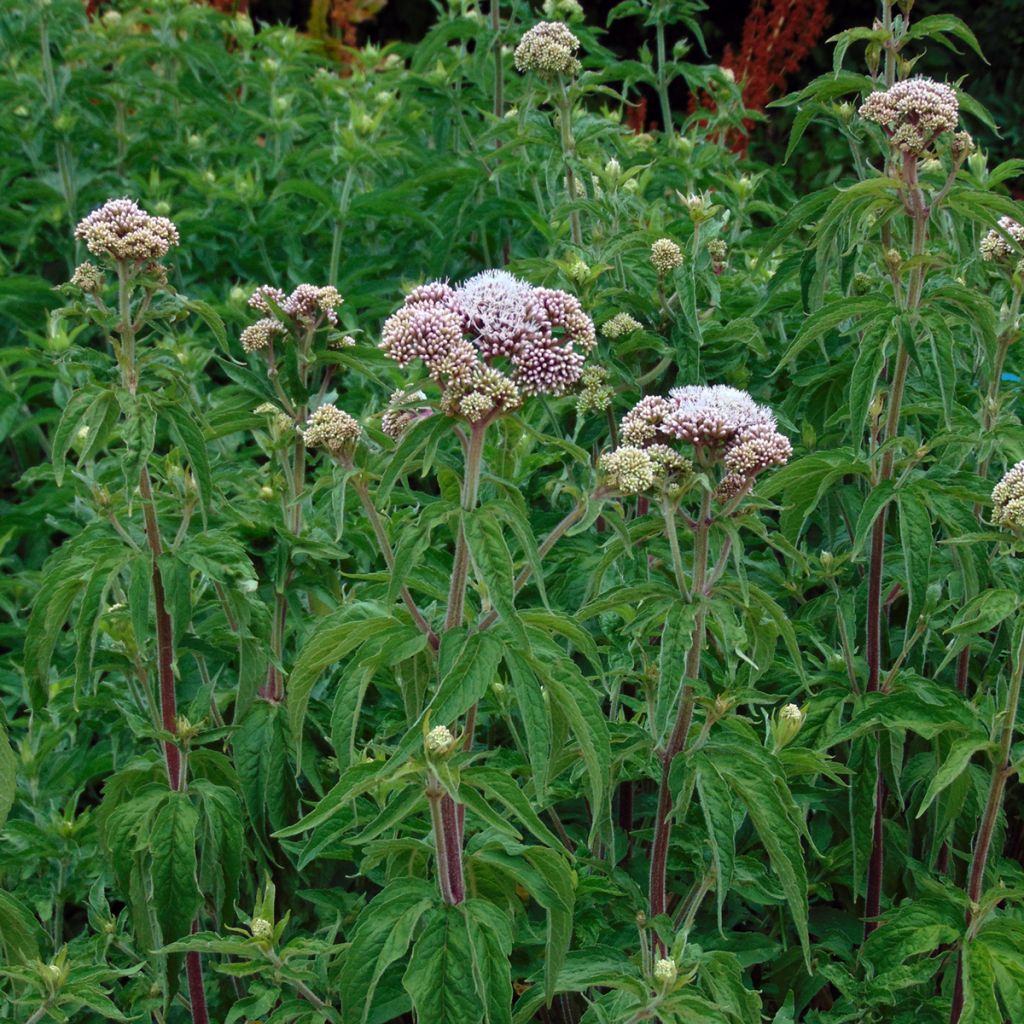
[149,792,201,944]
[462,900,513,1024]
[272,761,384,838]
[287,604,396,764]
[340,879,436,1024]
[462,768,565,851]
[702,734,810,966]
[916,736,990,819]
[848,324,888,448]
[163,401,213,525]
[904,14,987,61]
[403,904,481,1024]
[465,507,528,648]
[0,890,45,964]
[0,722,15,833]
[185,299,228,351]
[774,295,891,371]
[693,753,737,929]
[898,488,933,630]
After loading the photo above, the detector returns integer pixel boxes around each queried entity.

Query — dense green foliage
[3,2,1024,1023]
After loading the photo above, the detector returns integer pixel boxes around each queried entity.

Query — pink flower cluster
[74,198,179,262]
[613,384,791,498]
[859,78,959,155]
[248,283,342,327]
[380,270,596,422]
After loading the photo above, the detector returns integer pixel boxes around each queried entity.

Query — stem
[655,13,673,139]
[949,619,1024,1024]
[186,927,209,1024]
[649,489,711,931]
[661,495,690,600]
[864,152,930,934]
[351,475,439,649]
[445,421,487,631]
[491,0,503,119]
[427,783,456,904]
[555,83,583,247]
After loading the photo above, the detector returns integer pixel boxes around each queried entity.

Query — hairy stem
[445,421,487,631]
[949,619,1024,1024]
[555,82,583,247]
[427,783,456,904]
[864,152,929,934]
[649,489,711,932]
[351,474,438,649]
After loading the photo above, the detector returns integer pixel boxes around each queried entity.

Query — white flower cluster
[514,22,581,79]
[602,312,643,339]
[240,317,287,353]
[598,444,691,495]
[70,261,104,291]
[859,78,959,154]
[650,238,683,275]
[380,270,596,423]
[248,283,343,327]
[980,217,1024,263]
[74,198,179,262]
[606,385,790,498]
[301,404,361,454]
[992,460,1024,529]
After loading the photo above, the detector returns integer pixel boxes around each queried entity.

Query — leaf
[503,650,551,801]
[286,604,396,764]
[272,760,384,838]
[898,488,933,630]
[163,401,213,525]
[0,722,15,832]
[403,904,481,1024]
[904,14,987,61]
[0,890,45,964]
[774,295,891,371]
[848,324,888,448]
[702,734,810,966]
[693,753,737,930]
[916,736,990,819]
[462,900,513,1024]
[149,791,201,944]
[233,701,298,845]
[462,768,564,851]
[340,879,436,1024]
[465,507,528,648]
[185,299,228,351]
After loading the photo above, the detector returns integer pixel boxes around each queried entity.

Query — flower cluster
[650,238,683,275]
[598,444,692,495]
[74,198,179,262]
[514,21,581,79]
[859,78,959,154]
[602,312,643,339]
[380,270,596,423]
[248,283,342,328]
[980,217,1024,263]
[607,385,790,498]
[301,404,361,455]
[708,239,729,274]
[381,389,432,439]
[992,460,1024,530]
[424,725,456,757]
[240,318,287,354]
[576,366,613,415]
[70,261,104,292]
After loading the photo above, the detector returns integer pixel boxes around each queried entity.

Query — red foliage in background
[702,0,830,150]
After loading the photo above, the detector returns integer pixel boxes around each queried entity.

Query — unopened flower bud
[771,703,805,751]
[250,917,274,942]
[650,238,683,275]
[653,958,677,986]
[425,725,456,757]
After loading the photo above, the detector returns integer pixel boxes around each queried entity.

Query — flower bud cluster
[576,365,613,415]
[301,403,361,455]
[708,239,728,274]
[601,312,643,339]
[859,78,959,154]
[650,238,683,275]
[381,270,596,423]
[653,958,677,986]
[514,21,581,79]
[992,460,1024,529]
[598,443,692,495]
[74,198,180,262]
[425,725,456,757]
[608,385,790,497]
[240,317,287,353]
[248,282,343,327]
[381,389,432,439]
[70,261,104,292]
[980,217,1024,264]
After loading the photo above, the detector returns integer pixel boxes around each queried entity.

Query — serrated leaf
[150,792,201,944]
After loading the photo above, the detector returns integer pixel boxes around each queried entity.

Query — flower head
[241,317,287,353]
[380,271,595,421]
[602,312,643,339]
[74,198,179,262]
[598,446,655,494]
[70,261,104,292]
[651,238,683,275]
[992,460,1024,530]
[980,217,1024,263]
[425,725,456,757]
[381,389,432,439]
[514,21,581,79]
[653,958,677,986]
[616,385,789,496]
[301,404,361,455]
[859,78,959,154]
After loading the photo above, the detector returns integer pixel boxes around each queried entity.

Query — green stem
[491,0,504,120]
[654,13,673,139]
[445,421,487,632]
[555,83,583,247]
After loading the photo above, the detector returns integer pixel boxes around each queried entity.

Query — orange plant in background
[307,0,389,50]
[701,0,830,150]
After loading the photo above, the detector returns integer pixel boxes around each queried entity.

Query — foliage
[2,1,1024,1023]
